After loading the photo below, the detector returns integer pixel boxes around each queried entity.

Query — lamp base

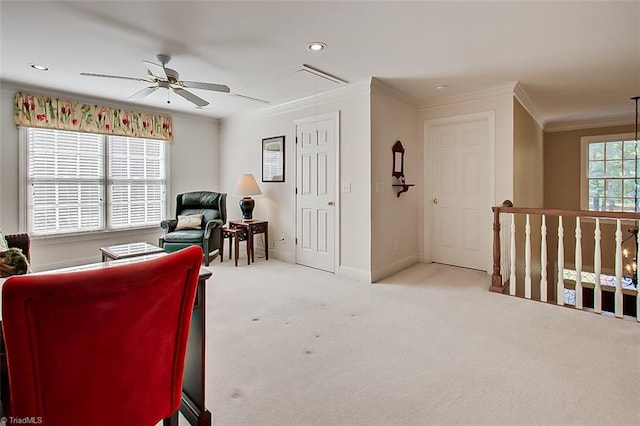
[239,197,255,221]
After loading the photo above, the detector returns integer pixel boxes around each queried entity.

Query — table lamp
[233,173,262,221]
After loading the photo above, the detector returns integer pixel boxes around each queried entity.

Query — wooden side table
[220,227,250,266]
[229,220,269,263]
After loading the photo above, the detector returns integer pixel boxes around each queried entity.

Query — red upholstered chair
[1,245,203,426]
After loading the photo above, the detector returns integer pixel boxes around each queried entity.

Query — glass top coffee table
[99,241,165,262]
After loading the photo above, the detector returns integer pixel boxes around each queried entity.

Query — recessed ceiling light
[435,83,448,90]
[30,64,49,71]
[307,42,327,52]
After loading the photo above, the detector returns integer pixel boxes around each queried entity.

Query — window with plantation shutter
[109,136,165,228]
[23,128,166,236]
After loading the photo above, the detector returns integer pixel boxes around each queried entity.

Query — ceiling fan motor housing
[164,68,180,84]
[156,53,171,66]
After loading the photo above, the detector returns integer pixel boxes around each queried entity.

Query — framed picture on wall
[262,135,285,182]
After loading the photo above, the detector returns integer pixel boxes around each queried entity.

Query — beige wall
[513,100,544,208]
[0,84,220,271]
[544,124,634,209]
[370,80,420,281]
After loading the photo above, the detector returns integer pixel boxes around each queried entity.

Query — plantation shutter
[108,136,166,228]
[27,128,104,235]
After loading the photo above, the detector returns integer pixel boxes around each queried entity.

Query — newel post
[490,200,513,293]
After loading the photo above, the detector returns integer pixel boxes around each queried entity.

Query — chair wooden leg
[163,410,179,426]
[220,232,225,262]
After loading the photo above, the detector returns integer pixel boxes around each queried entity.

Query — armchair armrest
[160,219,178,233]
[203,219,224,238]
[5,233,31,262]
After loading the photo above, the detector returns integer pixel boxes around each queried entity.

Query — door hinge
[295,237,298,245]
[295,187,298,194]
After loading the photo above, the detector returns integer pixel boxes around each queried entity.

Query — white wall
[418,85,515,266]
[0,84,220,271]
[370,79,420,282]
[220,83,372,281]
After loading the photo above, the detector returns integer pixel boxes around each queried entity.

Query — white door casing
[295,113,338,272]
[425,112,495,272]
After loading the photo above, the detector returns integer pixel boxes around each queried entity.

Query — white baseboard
[338,265,372,283]
[266,248,295,264]
[371,255,420,283]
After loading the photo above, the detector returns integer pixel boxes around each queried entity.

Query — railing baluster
[502,213,510,285]
[615,219,623,318]
[490,201,640,321]
[490,206,503,292]
[510,213,516,296]
[575,217,583,309]
[557,216,565,305]
[594,218,602,314]
[525,213,532,299]
[540,214,547,302]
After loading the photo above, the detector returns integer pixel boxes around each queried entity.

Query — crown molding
[418,81,517,110]
[513,82,544,129]
[544,113,635,133]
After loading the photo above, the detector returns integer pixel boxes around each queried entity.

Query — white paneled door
[295,114,336,272]
[428,113,492,271]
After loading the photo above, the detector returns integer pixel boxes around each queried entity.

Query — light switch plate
[342,182,351,193]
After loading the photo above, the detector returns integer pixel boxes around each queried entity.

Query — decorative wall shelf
[392,140,415,197]
[392,183,415,198]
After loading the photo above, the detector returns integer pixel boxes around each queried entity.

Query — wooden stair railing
[490,200,640,321]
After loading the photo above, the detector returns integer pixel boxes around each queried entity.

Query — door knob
[433,198,438,204]
[327,201,334,206]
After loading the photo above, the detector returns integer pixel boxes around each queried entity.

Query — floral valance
[14,92,173,141]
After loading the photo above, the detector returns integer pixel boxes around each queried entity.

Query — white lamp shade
[233,174,262,197]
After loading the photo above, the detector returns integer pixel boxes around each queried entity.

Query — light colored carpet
[203,259,639,425]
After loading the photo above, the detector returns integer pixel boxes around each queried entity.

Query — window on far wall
[21,127,167,236]
[581,133,638,212]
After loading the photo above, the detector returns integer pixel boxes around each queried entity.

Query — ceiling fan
[80,54,230,107]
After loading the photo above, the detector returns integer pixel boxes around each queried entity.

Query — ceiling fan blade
[181,81,231,93]
[143,60,167,80]
[128,86,158,100]
[80,72,149,82]
[173,88,209,107]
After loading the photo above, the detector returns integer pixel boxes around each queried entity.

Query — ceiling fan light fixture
[30,64,48,71]
[307,42,327,52]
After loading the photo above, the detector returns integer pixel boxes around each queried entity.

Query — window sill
[32,226,161,246]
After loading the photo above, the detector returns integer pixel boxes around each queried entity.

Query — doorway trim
[293,110,341,273]
[422,111,496,272]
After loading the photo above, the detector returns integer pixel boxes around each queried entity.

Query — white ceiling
[1,1,639,128]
